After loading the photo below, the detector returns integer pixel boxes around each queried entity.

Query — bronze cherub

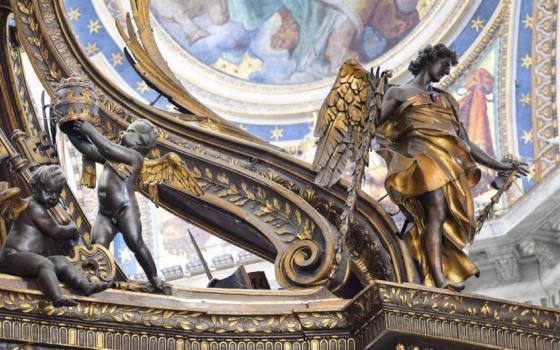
[68,118,203,291]
[0,165,111,307]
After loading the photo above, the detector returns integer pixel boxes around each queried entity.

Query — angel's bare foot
[446,282,465,292]
[53,295,77,307]
[150,276,166,291]
[271,7,299,51]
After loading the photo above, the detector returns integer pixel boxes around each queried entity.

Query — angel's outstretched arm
[72,120,142,166]
[67,133,106,164]
[459,124,529,177]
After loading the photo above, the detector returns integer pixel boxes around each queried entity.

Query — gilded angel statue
[313,45,529,291]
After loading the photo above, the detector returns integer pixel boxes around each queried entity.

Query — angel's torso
[97,162,141,217]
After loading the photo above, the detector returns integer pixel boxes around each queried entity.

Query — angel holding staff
[313,44,529,290]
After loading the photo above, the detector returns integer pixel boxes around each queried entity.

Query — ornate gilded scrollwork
[260,170,395,285]
[186,161,346,289]
[67,244,117,283]
[11,0,408,292]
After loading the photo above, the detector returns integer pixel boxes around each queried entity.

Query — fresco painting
[151,0,427,84]
[451,42,501,204]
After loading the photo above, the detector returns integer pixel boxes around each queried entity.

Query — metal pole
[187,228,213,281]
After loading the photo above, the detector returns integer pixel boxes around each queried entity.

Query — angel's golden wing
[139,153,204,206]
[312,59,372,187]
[0,183,27,222]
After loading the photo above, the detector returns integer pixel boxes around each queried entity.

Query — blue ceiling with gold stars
[60,0,556,199]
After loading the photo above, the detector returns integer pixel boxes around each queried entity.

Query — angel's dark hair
[128,119,158,154]
[408,44,458,76]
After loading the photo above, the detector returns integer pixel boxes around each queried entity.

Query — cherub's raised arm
[67,133,106,164]
[73,120,142,166]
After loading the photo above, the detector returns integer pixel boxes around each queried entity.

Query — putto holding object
[54,76,204,291]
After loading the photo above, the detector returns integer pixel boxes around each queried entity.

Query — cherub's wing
[312,59,371,187]
[139,153,204,206]
[0,184,27,221]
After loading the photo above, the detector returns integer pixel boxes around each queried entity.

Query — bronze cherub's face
[427,57,451,83]
[119,121,157,154]
[120,124,142,150]
[34,178,64,208]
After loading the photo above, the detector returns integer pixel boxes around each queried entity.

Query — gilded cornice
[0,278,558,349]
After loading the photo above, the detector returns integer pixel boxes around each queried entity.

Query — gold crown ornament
[53,75,99,134]
[53,75,99,188]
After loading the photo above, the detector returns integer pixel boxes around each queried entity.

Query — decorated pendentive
[53,75,99,188]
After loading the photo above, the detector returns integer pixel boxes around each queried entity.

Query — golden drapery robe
[376,92,481,286]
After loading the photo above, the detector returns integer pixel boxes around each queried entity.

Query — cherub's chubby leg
[91,212,118,248]
[117,206,164,290]
[48,256,112,296]
[0,252,76,307]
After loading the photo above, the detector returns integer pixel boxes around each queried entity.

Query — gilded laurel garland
[0,280,559,349]
[193,166,314,242]
[378,285,559,332]
[16,1,61,83]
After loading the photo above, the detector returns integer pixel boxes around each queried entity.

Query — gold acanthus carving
[0,289,313,334]
[378,284,559,332]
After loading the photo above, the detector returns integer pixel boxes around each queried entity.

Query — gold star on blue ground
[111,52,124,66]
[136,81,149,94]
[87,19,101,34]
[520,94,531,106]
[85,42,99,56]
[521,54,532,69]
[523,14,533,29]
[471,17,484,32]
[270,126,284,141]
[68,7,81,21]
[522,129,532,144]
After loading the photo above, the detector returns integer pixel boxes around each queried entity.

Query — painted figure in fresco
[0,166,111,306]
[376,44,529,290]
[151,0,229,44]
[68,119,203,291]
[458,68,497,194]
[458,68,496,157]
[151,0,420,83]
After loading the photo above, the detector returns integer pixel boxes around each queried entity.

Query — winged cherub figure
[68,119,203,290]
[0,167,111,307]
[313,45,529,291]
